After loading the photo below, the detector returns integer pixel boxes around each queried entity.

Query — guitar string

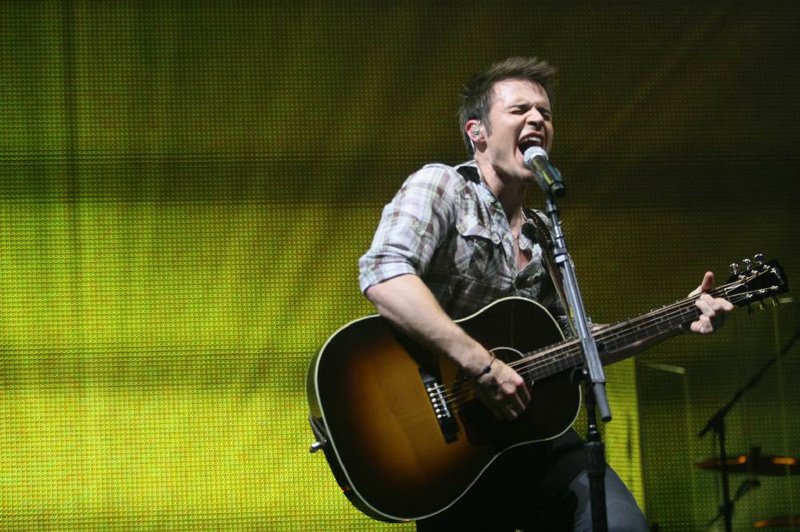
[433,284,774,410]
[431,263,781,408]
[440,286,769,411]
[439,286,763,408]
[438,286,717,406]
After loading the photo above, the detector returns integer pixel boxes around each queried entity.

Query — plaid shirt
[359,160,565,322]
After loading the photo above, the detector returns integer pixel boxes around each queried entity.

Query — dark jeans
[415,431,648,532]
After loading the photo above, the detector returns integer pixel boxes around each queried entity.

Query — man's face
[479,78,554,181]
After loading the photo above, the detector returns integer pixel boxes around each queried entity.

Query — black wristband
[471,354,496,380]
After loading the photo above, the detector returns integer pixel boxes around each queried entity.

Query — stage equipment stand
[537,163,611,532]
[698,324,800,532]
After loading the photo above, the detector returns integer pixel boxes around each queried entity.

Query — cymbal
[696,453,799,476]
[754,515,800,528]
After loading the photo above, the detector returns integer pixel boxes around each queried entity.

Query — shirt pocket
[453,204,502,282]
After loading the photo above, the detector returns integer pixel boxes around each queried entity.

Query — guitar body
[306,257,788,522]
[306,297,581,522]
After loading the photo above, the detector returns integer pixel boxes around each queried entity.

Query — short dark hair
[458,57,556,155]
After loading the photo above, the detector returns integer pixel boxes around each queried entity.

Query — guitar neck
[593,289,719,360]
[518,276,776,381]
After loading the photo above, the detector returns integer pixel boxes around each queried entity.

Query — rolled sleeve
[359,164,459,293]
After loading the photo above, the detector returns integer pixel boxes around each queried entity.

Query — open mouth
[518,134,543,155]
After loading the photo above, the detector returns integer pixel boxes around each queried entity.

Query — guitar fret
[521,266,784,380]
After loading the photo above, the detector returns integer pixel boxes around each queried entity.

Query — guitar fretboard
[512,272,781,382]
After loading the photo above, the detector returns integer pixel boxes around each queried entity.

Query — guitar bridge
[420,368,459,443]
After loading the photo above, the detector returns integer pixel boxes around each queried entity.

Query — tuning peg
[741,258,752,273]
[753,253,765,268]
[730,262,741,276]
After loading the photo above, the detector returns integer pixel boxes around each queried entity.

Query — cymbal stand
[698,326,800,532]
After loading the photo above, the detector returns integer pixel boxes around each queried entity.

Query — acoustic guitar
[306,257,787,522]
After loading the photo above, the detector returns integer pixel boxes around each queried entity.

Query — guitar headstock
[724,254,789,310]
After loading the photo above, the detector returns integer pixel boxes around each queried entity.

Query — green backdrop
[2,2,798,530]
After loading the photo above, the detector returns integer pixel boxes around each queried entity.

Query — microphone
[523,146,565,197]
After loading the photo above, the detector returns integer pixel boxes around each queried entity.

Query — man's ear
[465,119,483,142]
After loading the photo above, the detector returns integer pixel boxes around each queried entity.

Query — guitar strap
[523,208,576,336]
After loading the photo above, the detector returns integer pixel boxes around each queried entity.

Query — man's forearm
[364,274,492,376]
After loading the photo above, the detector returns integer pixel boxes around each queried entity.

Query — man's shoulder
[405,160,478,191]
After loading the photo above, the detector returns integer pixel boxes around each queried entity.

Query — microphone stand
[542,187,612,532]
[697,326,800,532]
